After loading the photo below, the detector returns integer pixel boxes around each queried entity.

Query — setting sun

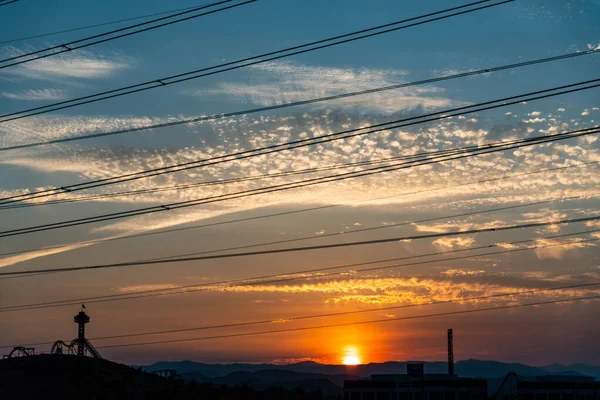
[342,346,362,365]
[343,354,361,365]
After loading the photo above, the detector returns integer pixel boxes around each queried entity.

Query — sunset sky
[0,0,599,366]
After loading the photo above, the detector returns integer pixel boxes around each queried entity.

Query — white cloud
[1,88,68,101]
[1,49,132,80]
[191,61,460,113]
[0,242,94,269]
[1,103,599,253]
[432,236,476,248]
[534,238,596,260]
[522,117,546,123]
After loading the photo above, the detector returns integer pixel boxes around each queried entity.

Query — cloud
[116,284,180,293]
[1,49,132,80]
[1,103,599,252]
[432,236,476,248]
[0,241,94,269]
[211,274,600,305]
[522,117,546,123]
[441,269,485,277]
[1,88,68,101]
[192,61,460,113]
[534,238,596,260]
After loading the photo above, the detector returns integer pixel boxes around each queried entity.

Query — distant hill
[139,360,447,378]
[139,359,600,379]
[455,359,548,378]
[542,363,600,378]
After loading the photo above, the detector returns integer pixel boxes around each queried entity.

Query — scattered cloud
[191,61,461,113]
[212,274,600,305]
[432,236,476,248]
[534,238,596,260]
[0,49,132,81]
[522,117,546,123]
[1,88,68,101]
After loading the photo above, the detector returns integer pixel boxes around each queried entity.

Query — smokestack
[447,328,454,375]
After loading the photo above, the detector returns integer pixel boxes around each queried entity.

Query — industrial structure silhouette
[3,306,101,359]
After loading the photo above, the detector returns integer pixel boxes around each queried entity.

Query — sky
[0,0,600,366]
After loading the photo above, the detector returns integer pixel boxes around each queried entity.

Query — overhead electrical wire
[140,194,600,262]
[92,295,600,349]
[0,0,19,8]
[1,125,599,238]
[2,224,598,312]
[3,280,598,349]
[0,0,513,123]
[0,4,224,45]
[2,159,597,262]
[2,78,599,207]
[0,148,497,210]
[0,47,597,152]
[2,214,599,277]
[0,0,257,70]
[1,124,599,238]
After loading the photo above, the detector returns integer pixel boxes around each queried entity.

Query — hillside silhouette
[0,355,327,400]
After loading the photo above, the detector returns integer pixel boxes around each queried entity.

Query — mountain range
[137,359,600,397]
[138,359,600,379]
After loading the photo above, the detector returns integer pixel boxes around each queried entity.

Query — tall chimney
[447,328,454,375]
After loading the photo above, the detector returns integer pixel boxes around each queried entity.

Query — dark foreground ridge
[0,354,328,400]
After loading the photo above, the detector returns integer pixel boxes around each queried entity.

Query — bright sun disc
[343,354,361,365]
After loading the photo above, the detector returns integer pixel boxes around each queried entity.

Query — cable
[3,281,598,349]
[0,0,513,122]
[1,125,599,238]
[0,148,486,210]
[0,4,225,45]
[1,48,597,152]
[92,295,600,349]
[0,1,256,69]
[0,0,19,8]
[2,228,598,313]
[2,159,597,261]
[3,78,599,206]
[2,214,599,276]
[131,194,599,261]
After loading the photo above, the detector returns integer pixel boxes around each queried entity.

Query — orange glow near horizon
[342,346,362,365]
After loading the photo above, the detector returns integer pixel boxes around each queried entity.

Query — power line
[3,78,599,206]
[132,194,599,262]
[2,159,597,262]
[0,0,257,69]
[1,125,599,238]
[0,0,19,8]
[1,126,599,238]
[92,295,600,349]
[2,228,598,312]
[0,48,596,152]
[3,281,598,349]
[0,149,488,210]
[0,0,513,123]
[2,214,599,276]
[0,4,221,45]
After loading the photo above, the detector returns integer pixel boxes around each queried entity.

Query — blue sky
[0,0,599,365]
